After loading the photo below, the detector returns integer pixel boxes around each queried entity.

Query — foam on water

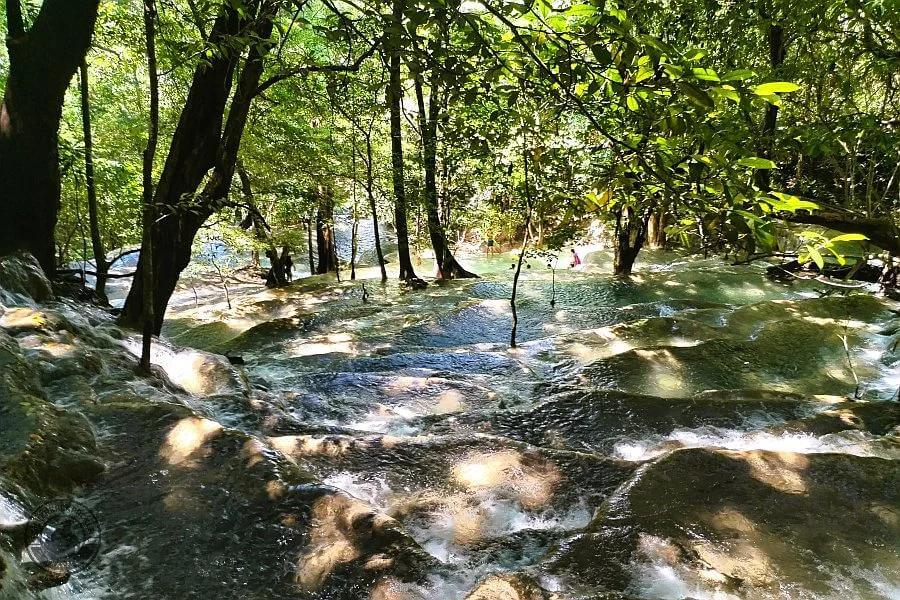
[613,427,899,462]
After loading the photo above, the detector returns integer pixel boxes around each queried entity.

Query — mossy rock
[0,253,52,307]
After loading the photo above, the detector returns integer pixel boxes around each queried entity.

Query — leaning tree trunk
[613,205,650,276]
[122,0,275,333]
[413,74,476,280]
[0,0,100,273]
[315,185,339,274]
[79,61,109,301]
[387,0,418,282]
[237,161,284,286]
[365,136,388,282]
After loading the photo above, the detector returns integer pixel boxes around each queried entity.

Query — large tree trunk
[613,206,650,276]
[315,185,339,274]
[79,61,108,301]
[412,74,476,280]
[122,0,275,333]
[0,0,100,272]
[387,0,418,282]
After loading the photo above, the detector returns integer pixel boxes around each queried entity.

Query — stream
[1,249,898,599]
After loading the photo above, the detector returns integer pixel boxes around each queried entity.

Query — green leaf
[807,245,825,269]
[736,157,776,169]
[753,81,801,95]
[712,85,740,103]
[626,95,639,111]
[684,48,707,61]
[767,192,818,211]
[678,82,714,108]
[721,69,755,81]
[692,67,719,82]
[828,233,868,242]
[566,3,596,17]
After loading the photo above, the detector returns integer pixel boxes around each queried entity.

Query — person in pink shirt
[570,248,582,268]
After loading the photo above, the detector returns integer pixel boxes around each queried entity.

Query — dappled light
[451,450,560,510]
[0,0,897,594]
[294,492,394,590]
[159,417,223,466]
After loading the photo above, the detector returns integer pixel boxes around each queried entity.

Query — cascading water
[1,249,897,599]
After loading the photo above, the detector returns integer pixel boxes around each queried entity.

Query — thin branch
[254,36,381,96]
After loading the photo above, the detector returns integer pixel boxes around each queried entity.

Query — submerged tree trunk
[613,205,650,276]
[413,74,476,280]
[122,0,276,333]
[0,0,100,272]
[315,185,339,274]
[139,0,159,371]
[387,0,419,282]
[79,61,108,301]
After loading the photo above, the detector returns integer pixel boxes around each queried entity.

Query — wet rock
[135,342,243,396]
[0,253,52,307]
[775,400,900,436]
[0,308,66,336]
[291,489,435,593]
[448,388,818,455]
[465,573,552,600]
[0,331,101,496]
[552,448,900,597]
[168,321,242,353]
[26,563,70,591]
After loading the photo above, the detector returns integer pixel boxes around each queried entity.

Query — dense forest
[0,0,898,598]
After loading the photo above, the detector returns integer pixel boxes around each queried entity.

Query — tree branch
[254,37,381,96]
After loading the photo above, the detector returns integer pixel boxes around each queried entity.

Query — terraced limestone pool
[1,249,898,599]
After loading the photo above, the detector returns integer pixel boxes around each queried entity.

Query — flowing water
[1,249,898,599]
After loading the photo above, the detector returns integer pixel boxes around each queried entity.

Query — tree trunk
[511,142,534,349]
[365,136,388,282]
[757,20,786,191]
[315,185,339,274]
[613,206,649,276]
[412,74,476,279]
[647,210,667,249]
[350,136,358,281]
[307,214,315,274]
[122,0,275,333]
[79,61,108,302]
[387,0,419,282]
[237,161,284,285]
[0,0,100,273]
[139,0,159,371]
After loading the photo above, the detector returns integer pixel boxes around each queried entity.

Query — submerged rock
[465,573,552,600]
[551,447,900,597]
